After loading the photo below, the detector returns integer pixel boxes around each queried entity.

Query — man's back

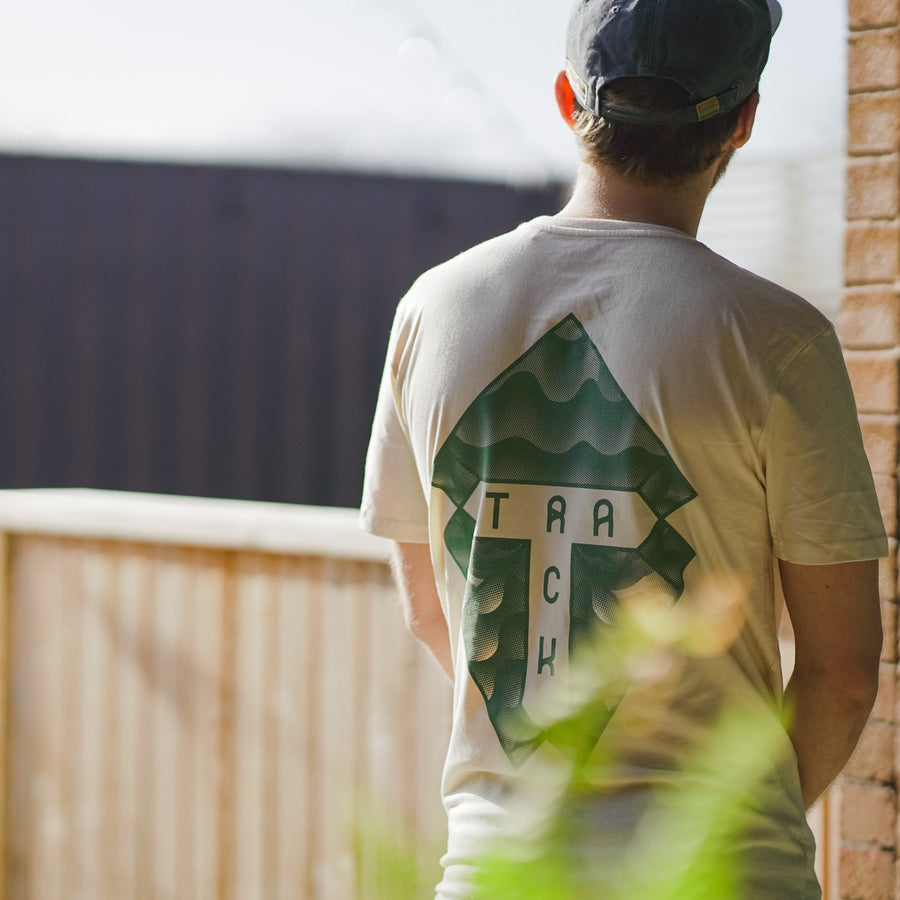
[361,2,886,896]
[361,215,885,897]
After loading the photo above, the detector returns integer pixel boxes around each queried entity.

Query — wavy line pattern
[486,315,624,405]
[433,314,695,519]
[455,371,667,457]
[439,435,694,519]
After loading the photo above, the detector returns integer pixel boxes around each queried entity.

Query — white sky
[0,0,846,184]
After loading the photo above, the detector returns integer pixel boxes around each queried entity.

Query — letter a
[594,499,614,538]
[547,496,566,534]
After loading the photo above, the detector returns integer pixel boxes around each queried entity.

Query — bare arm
[779,558,881,809]
[391,541,454,681]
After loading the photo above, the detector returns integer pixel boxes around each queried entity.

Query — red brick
[874,473,898,536]
[847,155,900,220]
[871,662,897,720]
[882,538,898,601]
[882,600,898,663]
[841,782,896,845]
[850,0,900,28]
[846,221,900,285]
[850,92,900,155]
[840,846,895,899]
[840,288,900,349]
[847,721,894,781]
[850,29,900,92]
[844,350,900,413]
[857,414,900,474]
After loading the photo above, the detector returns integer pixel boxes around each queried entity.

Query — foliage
[357,576,789,899]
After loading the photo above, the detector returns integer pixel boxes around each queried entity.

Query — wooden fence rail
[0,489,831,899]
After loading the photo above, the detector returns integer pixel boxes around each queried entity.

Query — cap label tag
[695,97,721,121]
[566,59,590,110]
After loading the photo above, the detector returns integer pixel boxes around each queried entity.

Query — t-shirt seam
[360,506,429,535]
[755,323,836,466]
[755,324,838,552]
[530,216,696,242]
[775,534,888,558]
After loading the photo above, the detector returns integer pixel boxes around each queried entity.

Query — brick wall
[840,1,900,897]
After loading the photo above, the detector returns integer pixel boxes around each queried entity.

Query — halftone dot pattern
[454,373,665,458]
[434,315,695,518]
[463,537,542,766]
[487,318,624,405]
[432,314,696,766]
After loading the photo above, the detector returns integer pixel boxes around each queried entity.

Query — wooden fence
[0,489,833,899]
[0,489,451,899]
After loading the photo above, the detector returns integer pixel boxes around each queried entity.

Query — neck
[557,160,720,238]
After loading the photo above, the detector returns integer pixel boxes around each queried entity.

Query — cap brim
[766,0,783,33]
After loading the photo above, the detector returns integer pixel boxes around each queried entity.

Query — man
[360,1,887,897]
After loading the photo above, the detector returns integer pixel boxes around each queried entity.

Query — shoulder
[402,217,549,305]
[384,218,548,370]
[688,243,833,358]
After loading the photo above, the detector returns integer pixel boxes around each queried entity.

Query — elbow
[840,667,880,715]
[404,610,425,642]
[844,673,879,728]
[404,606,446,644]
[850,633,884,713]
[796,655,880,715]
[857,663,881,712]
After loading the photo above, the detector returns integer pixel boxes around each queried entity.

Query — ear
[555,70,578,128]
[729,91,759,149]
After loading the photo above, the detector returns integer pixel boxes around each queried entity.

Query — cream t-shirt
[361,217,887,899]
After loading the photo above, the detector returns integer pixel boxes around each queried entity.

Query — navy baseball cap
[565,0,783,124]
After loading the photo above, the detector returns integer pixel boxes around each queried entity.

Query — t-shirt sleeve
[763,326,888,564]
[359,338,430,543]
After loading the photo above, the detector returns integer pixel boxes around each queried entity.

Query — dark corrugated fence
[0,154,563,507]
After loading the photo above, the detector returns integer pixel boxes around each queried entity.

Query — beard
[711,145,737,189]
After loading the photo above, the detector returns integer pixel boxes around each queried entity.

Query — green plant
[359,577,790,900]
